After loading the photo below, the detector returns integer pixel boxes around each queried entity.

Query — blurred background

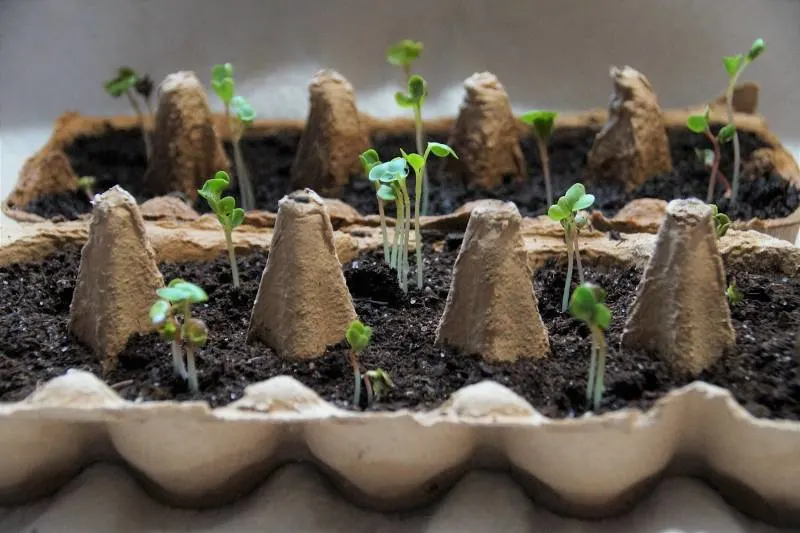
[2,0,799,203]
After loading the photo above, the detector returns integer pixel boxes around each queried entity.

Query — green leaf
[377,183,397,202]
[594,303,612,330]
[686,114,709,133]
[218,196,236,215]
[520,110,558,141]
[157,287,189,303]
[547,204,569,221]
[149,299,171,326]
[569,284,597,323]
[747,38,765,61]
[573,193,595,211]
[427,142,458,159]
[159,281,208,304]
[557,197,571,215]
[359,149,381,174]
[385,157,408,178]
[183,318,208,347]
[709,204,720,216]
[345,320,373,353]
[386,39,423,67]
[211,63,234,82]
[564,183,586,208]
[718,123,736,143]
[104,67,138,97]
[408,75,426,101]
[212,78,235,104]
[157,318,179,341]
[723,55,744,77]
[201,177,230,198]
[231,95,256,124]
[230,208,245,228]
[403,152,425,175]
[394,91,415,108]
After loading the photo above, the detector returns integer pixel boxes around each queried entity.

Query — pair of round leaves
[104,67,139,98]
[686,106,736,143]
[710,204,731,238]
[211,63,235,104]
[723,38,765,78]
[386,39,423,68]
[520,110,558,142]
[149,280,209,345]
[395,75,427,108]
[198,171,246,228]
[569,283,612,331]
[346,320,373,353]
[367,143,458,202]
[548,183,595,223]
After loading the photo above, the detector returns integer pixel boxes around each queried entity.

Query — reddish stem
[705,130,721,203]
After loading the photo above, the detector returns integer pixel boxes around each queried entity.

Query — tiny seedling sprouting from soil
[364,368,394,405]
[727,280,744,305]
[104,67,153,159]
[521,110,558,207]
[198,170,245,288]
[569,282,612,411]
[345,319,373,406]
[149,279,209,394]
[710,204,731,239]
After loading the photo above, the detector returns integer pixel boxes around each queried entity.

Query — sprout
[548,183,595,312]
[687,105,734,202]
[520,110,558,206]
[77,176,96,201]
[569,283,612,411]
[386,39,423,79]
[395,74,432,215]
[210,64,256,212]
[364,368,394,405]
[149,279,209,394]
[104,67,153,159]
[360,149,391,262]
[710,204,730,239]
[726,280,743,305]
[345,320,373,406]
[198,171,245,288]
[369,157,412,292]
[722,38,765,205]
[401,142,458,288]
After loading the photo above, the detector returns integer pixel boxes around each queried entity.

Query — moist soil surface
[1,243,798,419]
[27,123,800,222]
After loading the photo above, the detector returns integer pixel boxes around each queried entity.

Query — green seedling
[364,368,394,405]
[548,183,595,312]
[521,110,558,207]
[710,204,730,239]
[360,149,391,262]
[687,105,735,202]
[345,320,373,407]
[386,39,423,80]
[401,142,458,288]
[198,171,245,288]
[722,38,765,205]
[369,157,412,292]
[569,283,612,411]
[77,176,96,201]
[395,74,431,215]
[104,67,153,158]
[211,64,256,212]
[726,280,743,305]
[149,279,209,394]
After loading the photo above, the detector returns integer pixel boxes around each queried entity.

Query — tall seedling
[569,283,612,411]
[394,69,432,215]
[520,110,558,207]
[369,158,412,292]
[360,149,390,261]
[104,67,153,159]
[198,171,246,288]
[687,105,735,202]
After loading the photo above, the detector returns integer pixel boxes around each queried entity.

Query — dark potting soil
[28,123,799,222]
[1,244,798,419]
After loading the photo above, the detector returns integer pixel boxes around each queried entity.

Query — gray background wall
[2,0,799,202]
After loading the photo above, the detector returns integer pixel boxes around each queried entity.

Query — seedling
[687,105,736,202]
[710,204,730,239]
[395,74,431,215]
[77,176,96,201]
[211,64,256,212]
[198,171,245,288]
[726,280,743,305]
[569,283,612,411]
[104,67,153,158]
[694,149,731,198]
[360,149,390,262]
[401,142,458,288]
[386,39,423,80]
[345,320,373,406]
[521,110,558,206]
[722,38,765,205]
[149,279,209,394]
[369,157,412,292]
[364,368,394,405]
[548,183,595,312]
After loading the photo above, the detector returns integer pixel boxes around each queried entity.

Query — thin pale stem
[127,90,152,159]
[186,344,198,394]
[233,136,255,212]
[591,327,607,411]
[413,169,424,288]
[586,336,597,404]
[224,227,240,288]
[390,202,401,273]
[349,349,361,406]
[705,130,721,203]
[171,341,186,379]
[393,197,405,288]
[537,138,553,207]
[413,106,430,216]
[401,181,412,293]
[726,80,742,204]
[574,231,585,284]
[562,226,574,312]
[377,197,390,262]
